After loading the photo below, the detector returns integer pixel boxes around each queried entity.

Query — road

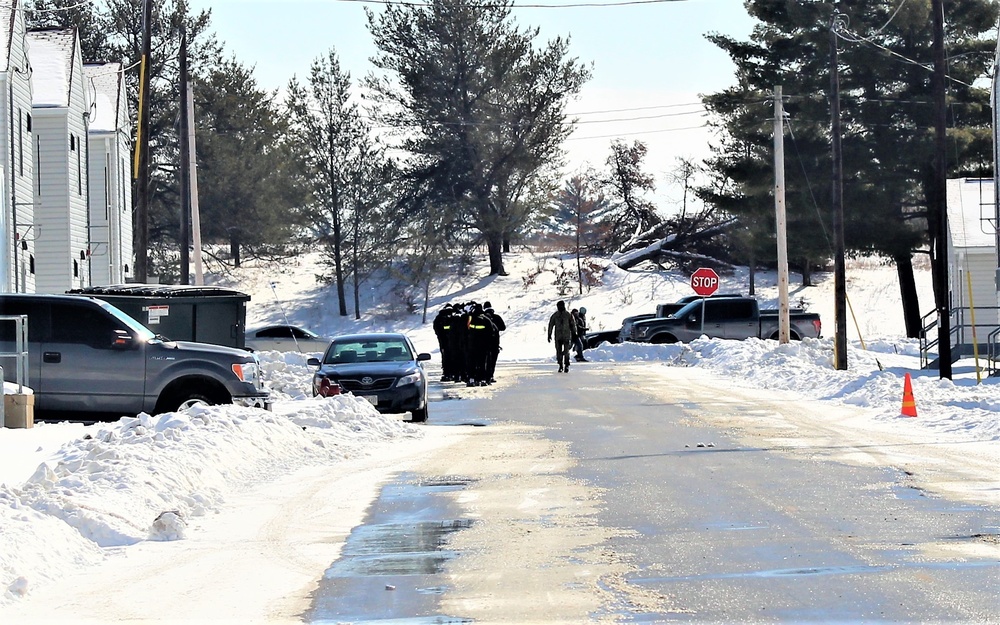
[311,361,1000,623]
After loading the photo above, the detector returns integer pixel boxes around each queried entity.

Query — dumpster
[68,284,250,349]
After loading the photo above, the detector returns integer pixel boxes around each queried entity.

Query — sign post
[691,268,720,334]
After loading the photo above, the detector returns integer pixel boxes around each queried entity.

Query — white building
[946,177,1000,355]
[84,62,132,285]
[0,2,36,293]
[26,28,90,293]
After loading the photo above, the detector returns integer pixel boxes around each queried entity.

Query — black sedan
[307,332,431,422]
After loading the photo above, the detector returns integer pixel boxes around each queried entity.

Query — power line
[333,0,690,7]
[567,123,706,141]
[568,101,704,115]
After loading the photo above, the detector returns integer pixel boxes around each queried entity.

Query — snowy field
[1,250,998,614]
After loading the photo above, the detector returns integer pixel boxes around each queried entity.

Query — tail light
[318,377,342,397]
[813,318,822,337]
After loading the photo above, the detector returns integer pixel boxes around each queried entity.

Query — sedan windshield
[325,339,412,364]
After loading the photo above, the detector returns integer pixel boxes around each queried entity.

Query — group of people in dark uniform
[433,300,506,387]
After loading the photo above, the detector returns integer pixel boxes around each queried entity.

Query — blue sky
[189,0,755,204]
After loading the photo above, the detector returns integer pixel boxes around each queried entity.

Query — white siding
[951,251,1000,328]
[86,63,132,285]
[1,7,35,293]
[29,29,89,294]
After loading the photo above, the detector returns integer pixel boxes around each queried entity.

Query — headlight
[232,362,261,385]
[397,372,422,387]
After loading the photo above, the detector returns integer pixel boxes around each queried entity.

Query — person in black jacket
[465,303,495,386]
[483,301,506,383]
[433,304,455,381]
[573,306,589,362]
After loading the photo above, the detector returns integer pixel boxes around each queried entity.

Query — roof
[69,284,250,299]
[330,332,410,343]
[946,178,996,250]
[26,28,76,108]
[0,1,19,72]
[84,62,125,132]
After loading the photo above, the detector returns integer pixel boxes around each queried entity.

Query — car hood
[155,339,259,362]
[316,361,420,377]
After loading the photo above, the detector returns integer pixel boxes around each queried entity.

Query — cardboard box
[4,393,34,428]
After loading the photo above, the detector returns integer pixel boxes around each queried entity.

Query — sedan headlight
[397,371,422,387]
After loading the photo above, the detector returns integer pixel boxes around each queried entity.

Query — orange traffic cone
[901,372,917,417]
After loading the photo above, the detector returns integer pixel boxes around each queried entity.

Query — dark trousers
[555,338,571,369]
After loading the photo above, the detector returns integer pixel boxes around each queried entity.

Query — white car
[244,324,331,353]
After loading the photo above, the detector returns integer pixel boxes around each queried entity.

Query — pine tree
[365,0,589,276]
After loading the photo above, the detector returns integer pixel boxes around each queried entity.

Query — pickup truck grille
[338,377,396,392]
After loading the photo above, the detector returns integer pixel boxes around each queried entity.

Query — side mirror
[307,357,321,367]
[111,329,134,349]
[687,314,698,324]
[417,353,431,362]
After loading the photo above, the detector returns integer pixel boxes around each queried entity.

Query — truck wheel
[176,393,212,411]
[156,379,229,414]
[651,334,678,344]
[411,404,428,423]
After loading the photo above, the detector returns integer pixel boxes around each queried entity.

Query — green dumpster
[68,284,250,349]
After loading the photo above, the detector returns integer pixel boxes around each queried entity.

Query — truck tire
[156,379,230,414]
[651,334,678,344]
[176,393,213,411]
[768,331,802,341]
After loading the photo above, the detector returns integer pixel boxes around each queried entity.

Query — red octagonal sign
[691,267,720,296]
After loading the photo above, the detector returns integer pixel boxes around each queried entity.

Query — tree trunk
[487,234,506,275]
[503,237,511,253]
[748,249,756,296]
[229,229,241,269]
[894,252,922,338]
[801,260,813,287]
[352,213,361,320]
[332,185,347,316]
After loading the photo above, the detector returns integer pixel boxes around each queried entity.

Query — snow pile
[1,397,419,602]
[589,336,1000,441]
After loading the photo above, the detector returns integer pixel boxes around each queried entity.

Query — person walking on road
[547,300,577,373]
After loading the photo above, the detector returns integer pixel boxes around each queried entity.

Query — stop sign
[691,267,720,296]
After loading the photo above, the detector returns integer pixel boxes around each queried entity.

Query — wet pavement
[306,387,480,625]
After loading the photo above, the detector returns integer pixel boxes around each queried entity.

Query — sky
[187,0,756,207]
[1,249,998,619]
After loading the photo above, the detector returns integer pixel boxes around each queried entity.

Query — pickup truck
[0,294,271,416]
[583,294,741,349]
[627,296,822,344]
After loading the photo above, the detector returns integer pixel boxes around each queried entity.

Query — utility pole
[930,0,952,378]
[830,12,848,370]
[774,86,790,343]
[178,28,190,284]
[187,83,204,286]
[133,0,153,283]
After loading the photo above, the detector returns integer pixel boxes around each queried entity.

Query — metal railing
[919,306,1000,374]
[0,315,29,393]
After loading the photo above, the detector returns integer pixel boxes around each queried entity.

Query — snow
[25,30,73,108]
[1,250,998,614]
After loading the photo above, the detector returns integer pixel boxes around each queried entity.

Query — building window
[18,110,23,176]
[29,255,34,274]
[26,114,30,132]
[70,135,75,151]
[77,137,82,195]
[73,259,79,278]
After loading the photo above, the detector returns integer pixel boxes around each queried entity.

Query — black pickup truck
[627,296,822,344]
[583,294,741,349]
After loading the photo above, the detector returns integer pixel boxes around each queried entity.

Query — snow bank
[1,398,420,602]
